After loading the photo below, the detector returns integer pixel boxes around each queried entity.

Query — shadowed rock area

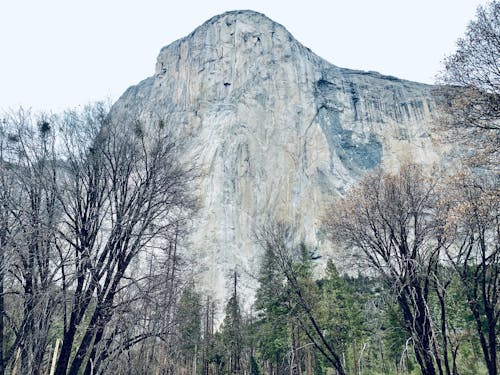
[110,10,441,300]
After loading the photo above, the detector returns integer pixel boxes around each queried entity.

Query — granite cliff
[110,10,441,298]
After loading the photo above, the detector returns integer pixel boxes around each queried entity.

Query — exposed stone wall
[110,10,442,303]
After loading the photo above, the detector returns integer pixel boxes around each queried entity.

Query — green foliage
[221,295,243,369]
[204,222,496,374]
[219,272,244,373]
[249,355,261,375]
[253,245,290,371]
[206,330,227,372]
[205,261,494,375]
[176,280,202,361]
[317,260,364,352]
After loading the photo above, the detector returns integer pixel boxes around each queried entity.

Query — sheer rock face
[111,10,440,298]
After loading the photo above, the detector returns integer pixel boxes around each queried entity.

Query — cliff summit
[111,10,441,299]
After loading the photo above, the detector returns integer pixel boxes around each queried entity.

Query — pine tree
[221,271,243,374]
[254,241,290,374]
[176,280,202,372]
[317,260,365,374]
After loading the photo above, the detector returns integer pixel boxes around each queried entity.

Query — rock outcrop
[110,10,441,300]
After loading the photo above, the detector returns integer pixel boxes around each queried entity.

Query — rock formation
[110,10,441,300]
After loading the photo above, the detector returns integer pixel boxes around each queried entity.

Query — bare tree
[0,110,61,375]
[0,116,22,375]
[52,104,196,375]
[434,3,499,373]
[0,116,17,375]
[0,104,197,375]
[89,232,192,374]
[323,164,452,375]
[443,173,499,375]
[435,0,499,169]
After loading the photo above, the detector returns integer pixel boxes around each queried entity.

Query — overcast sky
[0,0,488,112]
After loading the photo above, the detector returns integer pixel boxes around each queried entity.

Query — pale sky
[0,0,488,112]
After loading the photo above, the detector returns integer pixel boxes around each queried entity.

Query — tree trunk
[0,244,4,375]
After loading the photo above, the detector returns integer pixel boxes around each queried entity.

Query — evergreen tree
[255,225,347,374]
[221,271,243,374]
[254,239,290,374]
[176,280,202,371]
[316,260,365,374]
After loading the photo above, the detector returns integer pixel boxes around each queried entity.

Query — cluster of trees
[0,104,199,374]
[183,164,496,374]
[326,165,498,375]
[170,2,499,374]
[0,1,496,374]
[168,164,498,375]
